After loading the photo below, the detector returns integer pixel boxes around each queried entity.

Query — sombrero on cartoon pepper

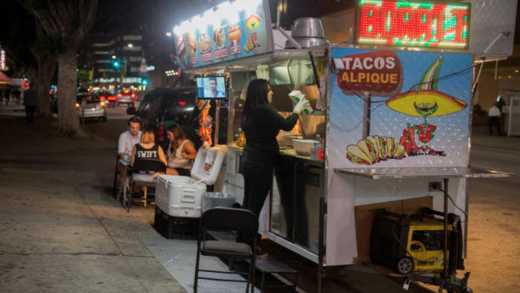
[386,56,467,118]
[386,90,466,117]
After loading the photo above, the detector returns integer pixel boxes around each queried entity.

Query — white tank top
[168,140,193,170]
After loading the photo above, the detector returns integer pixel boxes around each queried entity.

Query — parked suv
[135,87,199,146]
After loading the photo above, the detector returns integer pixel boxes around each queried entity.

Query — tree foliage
[20,0,98,52]
[18,0,98,134]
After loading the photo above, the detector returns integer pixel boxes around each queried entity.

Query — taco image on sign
[346,136,406,165]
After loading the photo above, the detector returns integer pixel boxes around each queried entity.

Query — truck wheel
[397,257,414,275]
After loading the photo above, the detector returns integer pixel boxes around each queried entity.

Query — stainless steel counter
[334,166,511,180]
[227,144,324,164]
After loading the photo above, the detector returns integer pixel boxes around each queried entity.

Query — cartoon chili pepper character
[400,125,418,155]
[416,123,437,144]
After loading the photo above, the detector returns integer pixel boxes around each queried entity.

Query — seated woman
[130,129,167,176]
[166,125,197,176]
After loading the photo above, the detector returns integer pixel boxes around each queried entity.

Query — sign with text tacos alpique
[334,50,402,96]
[327,47,472,169]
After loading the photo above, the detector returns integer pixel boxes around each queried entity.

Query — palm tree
[20,0,98,134]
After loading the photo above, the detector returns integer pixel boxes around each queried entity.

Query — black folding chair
[194,208,258,293]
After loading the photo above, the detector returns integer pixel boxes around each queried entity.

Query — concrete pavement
[0,116,185,293]
[465,127,520,293]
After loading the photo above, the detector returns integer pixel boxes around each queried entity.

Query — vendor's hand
[293,97,311,114]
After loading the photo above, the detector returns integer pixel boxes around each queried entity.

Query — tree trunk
[35,57,56,117]
[57,50,79,134]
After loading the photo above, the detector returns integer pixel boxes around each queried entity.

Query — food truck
[172,0,510,292]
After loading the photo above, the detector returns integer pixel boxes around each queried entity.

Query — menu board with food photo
[327,47,473,169]
[174,0,273,68]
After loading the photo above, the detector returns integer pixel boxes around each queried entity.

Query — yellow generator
[370,208,464,276]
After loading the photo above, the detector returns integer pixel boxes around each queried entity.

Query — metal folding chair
[194,207,258,293]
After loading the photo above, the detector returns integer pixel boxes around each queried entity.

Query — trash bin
[202,192,237,213]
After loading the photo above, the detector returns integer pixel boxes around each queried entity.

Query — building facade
[83,33,146,84]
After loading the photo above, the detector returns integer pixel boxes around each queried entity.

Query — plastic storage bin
[155,175,206,218]
[202,192,237,212]
[154,206,198,239]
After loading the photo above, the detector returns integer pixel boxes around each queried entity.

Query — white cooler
[155,175,206,218]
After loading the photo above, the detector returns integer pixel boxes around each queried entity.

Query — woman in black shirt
[131,129,167,174]
[240,79,310,219]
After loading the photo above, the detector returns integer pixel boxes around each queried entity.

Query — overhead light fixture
[127,43,134,48]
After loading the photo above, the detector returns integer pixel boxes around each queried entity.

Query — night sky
[93,0,326,36]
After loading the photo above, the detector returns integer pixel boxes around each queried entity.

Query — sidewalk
[0,101,25,117]
[0,117,185,293]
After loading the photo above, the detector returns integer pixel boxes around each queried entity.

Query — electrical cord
[409,64,475,91]
[440,189,468,217]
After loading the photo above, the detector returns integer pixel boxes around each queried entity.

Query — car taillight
[177,99,187,107]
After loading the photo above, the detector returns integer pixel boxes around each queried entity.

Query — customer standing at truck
[240,79,310,220]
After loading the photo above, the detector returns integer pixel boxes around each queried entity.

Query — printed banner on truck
[327,47,473,168]
[174,0,273,68]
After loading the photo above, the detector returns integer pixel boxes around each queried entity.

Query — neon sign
[356,0,470,49]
